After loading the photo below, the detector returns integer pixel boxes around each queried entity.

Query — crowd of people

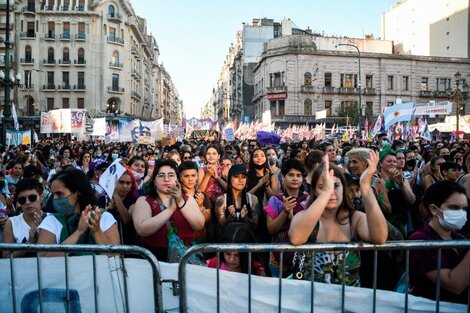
[0,134,469,303]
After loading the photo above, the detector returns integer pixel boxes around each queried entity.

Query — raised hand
[195,192,205,207]
[320,154,335,194]
[360,150,379,194]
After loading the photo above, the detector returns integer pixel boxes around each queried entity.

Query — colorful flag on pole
[420,119,432,142]
[372,115,382,136]
[12,101,19,130]
[383,102,416,129]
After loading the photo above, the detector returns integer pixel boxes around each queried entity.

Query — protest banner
[98,159,126,198]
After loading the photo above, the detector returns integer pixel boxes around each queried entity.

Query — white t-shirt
[10,212,52,243]
[38,212,116,244]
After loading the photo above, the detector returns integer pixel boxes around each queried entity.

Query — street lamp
[449,71,466,132]
[0,0,22,140]
[336,43,362,138]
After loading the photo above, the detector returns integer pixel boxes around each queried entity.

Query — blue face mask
[343,156,350,165]
[53,195,75,215]
[111,153,119,160]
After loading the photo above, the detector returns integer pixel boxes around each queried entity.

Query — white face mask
[438,208,467,231]
[132,170,144,181]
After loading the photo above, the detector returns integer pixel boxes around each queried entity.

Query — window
[47,48,54,63]
[77,22,85,39]
[270,101,276,117]
[77,98,84,109]
[324,72,332,87]
[387,75,394,90]
[47,98,54,110]
[77,72,85,87]
[366,75,373,88]
[421,77,428,91]
[25,46,32,62]
[78,48,85,63]
[279,100,285,116]
[63,48,70,61]
[109,27,116,41]
[112,50,119,65]
[108,5,115,17]
[325,100,332,117]
[63,22,70,38]
[27,22,35,37]
[47,71,54,85]
[304,72,312,86]
[47,22,55,38]
[62,98,70,108]
[304,99,312,115]
[270,72,284,87]
[63,0,69,11]
[436,78,451,91]
[340,74,357,88]
[402,76,409,91]
[24,70,31,88]
[62,72,69,88]
[112,73,119,90]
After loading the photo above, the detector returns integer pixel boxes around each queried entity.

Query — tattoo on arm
[216,198,224,209]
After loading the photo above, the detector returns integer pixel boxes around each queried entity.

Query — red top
[139,196,194,249]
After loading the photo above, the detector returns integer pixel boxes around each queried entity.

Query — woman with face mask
[128,156,147,194]
[409,180,469,304]
[37,168,120,256]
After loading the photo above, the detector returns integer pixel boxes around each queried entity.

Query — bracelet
[178,200,187,210]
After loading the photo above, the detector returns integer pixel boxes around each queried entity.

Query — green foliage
[335,102,373,126]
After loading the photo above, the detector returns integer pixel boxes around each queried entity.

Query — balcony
[108,86,125,93]
[43,5,54,11]
[58,59,71,65]
[300,85,315,93]
[75,32,86,41]
[22,5,36,14]
[60,5,70,11]
[73,84,86,91]
[322,86,337,94]
[0,23,14,29]
[45,32,56,40]
[434,90,449,98]
[60,32,71,40]
[131,70,141,81]
[58,83,71,90]
[76,5,85,11]
[42,84,56,91]
[20,58,34,65]
[74,59,86,66]
[107,36,124,45]
[338,87,360,94]
[43,59,56,66]
[107,13,123,23]
[420,90,434,97]
[266,86,287,93]
[131,91,142,100]
[131,46,138,55]
[20,31,36,39]
[20,84,35,90]
[363,87,376,95]
[109,61,123,69]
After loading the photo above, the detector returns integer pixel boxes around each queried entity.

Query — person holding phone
[133,160,204,261]
[2,179,48,258]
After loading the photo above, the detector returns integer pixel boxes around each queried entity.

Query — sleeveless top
[203,165,225,206]
[138,196,194,249]
[302,214,361,286]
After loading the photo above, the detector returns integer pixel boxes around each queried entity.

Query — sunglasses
[17,194,39,205]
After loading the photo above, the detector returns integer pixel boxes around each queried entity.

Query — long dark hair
[247,148,269,190]
[147,159,179,199]
[221,223,258,274]
[307,162,354,224]
[50,168,96,211]
[226,171,252,219]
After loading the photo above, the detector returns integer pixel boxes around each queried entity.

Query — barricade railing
[0,243,163,313]
[178,241,470,313]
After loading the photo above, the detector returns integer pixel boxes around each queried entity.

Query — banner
[71,109,86,133]
[50,109,72,133]
[99,159,126,198]
[415,101,452,116]
[183,118,217,131]
[316,110,327,120]
[91,118,106,137]
[40,112,52,134]
[5,130,31,146]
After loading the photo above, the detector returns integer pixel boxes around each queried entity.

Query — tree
[335,102,373,127]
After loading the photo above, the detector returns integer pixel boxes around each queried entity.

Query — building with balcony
[252,34,470,126]
[2,0,180,129]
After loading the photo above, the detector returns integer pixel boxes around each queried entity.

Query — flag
[383,102,416,129]
[372,115,382,136]
[364,117,369,134]
[12,101,19,130]
[33,131,39,143]
[420,119,432,142]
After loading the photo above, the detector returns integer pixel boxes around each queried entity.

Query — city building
[252,34,470,127]
[0,0,182,131]
[382,0,469,58]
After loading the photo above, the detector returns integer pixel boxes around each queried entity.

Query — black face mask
[406,159,417,168]
[254,163,265,170]
[443,155,452,161]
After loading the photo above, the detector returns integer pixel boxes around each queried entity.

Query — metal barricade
[0,243,164,313]
[179,241,470,313]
